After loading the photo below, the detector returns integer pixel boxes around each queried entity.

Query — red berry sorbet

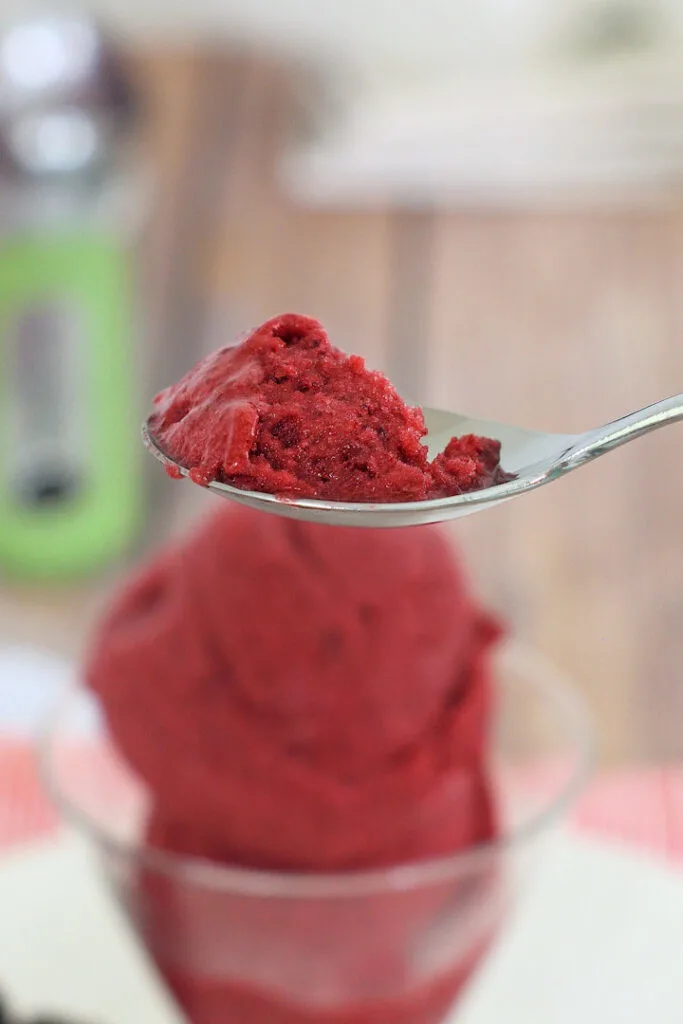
[149,314,512,502]
[85,507,504,1024]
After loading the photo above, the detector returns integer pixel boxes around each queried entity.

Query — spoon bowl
[142,392,683,528]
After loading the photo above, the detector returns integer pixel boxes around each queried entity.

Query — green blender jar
[0,11,144,579]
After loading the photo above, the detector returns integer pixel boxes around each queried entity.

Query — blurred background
[1,0,683,766]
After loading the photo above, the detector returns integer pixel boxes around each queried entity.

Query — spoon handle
[565,393,683,469]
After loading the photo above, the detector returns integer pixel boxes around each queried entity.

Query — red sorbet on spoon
[149,314,512,503]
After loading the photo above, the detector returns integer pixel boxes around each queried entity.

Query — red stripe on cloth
[0,740,59,849]
[565,769,683,866]
[660,769,683,864]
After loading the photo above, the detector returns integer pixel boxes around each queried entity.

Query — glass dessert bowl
[40,640,592,1024]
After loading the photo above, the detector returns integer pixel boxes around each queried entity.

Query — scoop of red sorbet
[149,314,511,502]
[85,506,504,1024]
[85,506,500,871]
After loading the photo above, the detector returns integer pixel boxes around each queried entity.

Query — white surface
[0,644,97,738]
[2,1,683,70]
[0,831,183,1022]
[457,834,683,1023]
[1,830,683,1022]
[0,1,639,65]
[282,61,683,207]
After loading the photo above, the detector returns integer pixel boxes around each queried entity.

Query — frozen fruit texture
[86,507,500,870]
[149,314,512,502]
[85,505,504,1024]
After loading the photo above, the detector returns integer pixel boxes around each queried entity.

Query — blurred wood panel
[3,47,683,766]
[430,211,683,762]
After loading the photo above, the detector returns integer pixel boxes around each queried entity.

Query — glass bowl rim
[38,639,594,899]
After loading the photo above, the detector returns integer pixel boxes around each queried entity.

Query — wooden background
[3,45,683,764]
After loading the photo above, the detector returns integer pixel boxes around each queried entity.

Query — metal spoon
[142,392,683,528]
